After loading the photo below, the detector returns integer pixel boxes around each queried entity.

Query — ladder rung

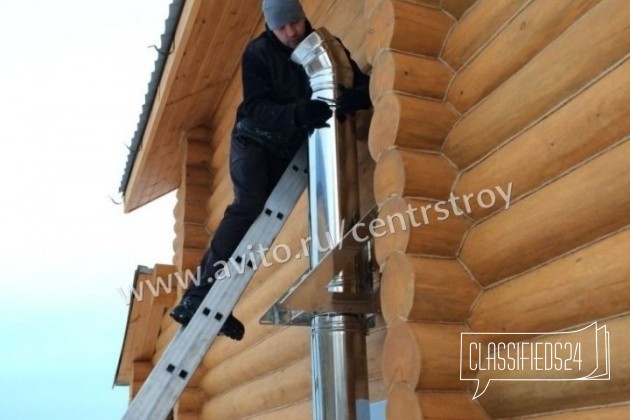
[123,143,309,420]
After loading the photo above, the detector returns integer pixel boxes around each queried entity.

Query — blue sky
[0,0,175,418]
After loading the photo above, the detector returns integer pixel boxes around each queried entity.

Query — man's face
[272,18,306,49]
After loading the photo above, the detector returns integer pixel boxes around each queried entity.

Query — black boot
[219,313,245,341]
[169,295,202,327]
[170,295,245,341]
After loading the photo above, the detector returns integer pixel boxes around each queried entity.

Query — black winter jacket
[233,21,370,157]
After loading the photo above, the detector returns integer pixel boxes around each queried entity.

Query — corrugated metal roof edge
[118,0,186,195]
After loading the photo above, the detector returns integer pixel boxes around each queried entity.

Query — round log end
[365,0,395,65]
[387,382,423,420]
[382,251,415,325]
[369,92,401,160]
[382,319,422,389]
[374,197,412,266]
[374,147,406,204]
[370,49,395,103]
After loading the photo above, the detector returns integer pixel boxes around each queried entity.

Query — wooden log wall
[142,1,383,419]
[129,129,217,418]
[475,313,630,418]
[197,2,385,417]
[366,0,483,418]
[367,0,629,418]
[139,0,629,418]
[173,129,214,279]
[442,0,627,168]
[386,382,487,420]
[169,129,216,419]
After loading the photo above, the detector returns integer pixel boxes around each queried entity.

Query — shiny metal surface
[261,30,381,326]
[311,314,370,420]
[260,207,380,326]
[291,28,360,278]
[293,29,370,420]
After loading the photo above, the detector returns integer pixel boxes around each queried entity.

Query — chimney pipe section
[291,29,370,420]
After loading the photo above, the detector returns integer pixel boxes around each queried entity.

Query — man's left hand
[336,85,371,118]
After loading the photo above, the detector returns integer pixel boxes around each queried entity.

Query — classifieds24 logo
[460,322,610,399]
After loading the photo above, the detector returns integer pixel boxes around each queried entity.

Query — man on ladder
[170,0,371,339]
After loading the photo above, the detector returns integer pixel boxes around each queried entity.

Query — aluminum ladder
[122,142,309,420]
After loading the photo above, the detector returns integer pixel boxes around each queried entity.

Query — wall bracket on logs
[260,205,381,327]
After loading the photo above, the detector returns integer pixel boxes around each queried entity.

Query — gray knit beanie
[262,0,305,30]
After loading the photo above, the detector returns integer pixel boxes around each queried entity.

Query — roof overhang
[115,264,178,386]
[120,0,263,212]
[114,266,154,386]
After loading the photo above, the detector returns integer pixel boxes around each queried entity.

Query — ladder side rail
[122,144,309,420]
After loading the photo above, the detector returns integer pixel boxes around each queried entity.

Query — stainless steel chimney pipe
[290,29,360,274]
[311,314,370,420]
[291,29,370,420]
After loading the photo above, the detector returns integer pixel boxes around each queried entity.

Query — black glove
[294,99,332,129]
[336,85,371,118]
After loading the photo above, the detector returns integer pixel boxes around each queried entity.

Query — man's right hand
[294,99,332,129]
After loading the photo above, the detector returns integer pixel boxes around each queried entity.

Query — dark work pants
[183,135,292,299]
